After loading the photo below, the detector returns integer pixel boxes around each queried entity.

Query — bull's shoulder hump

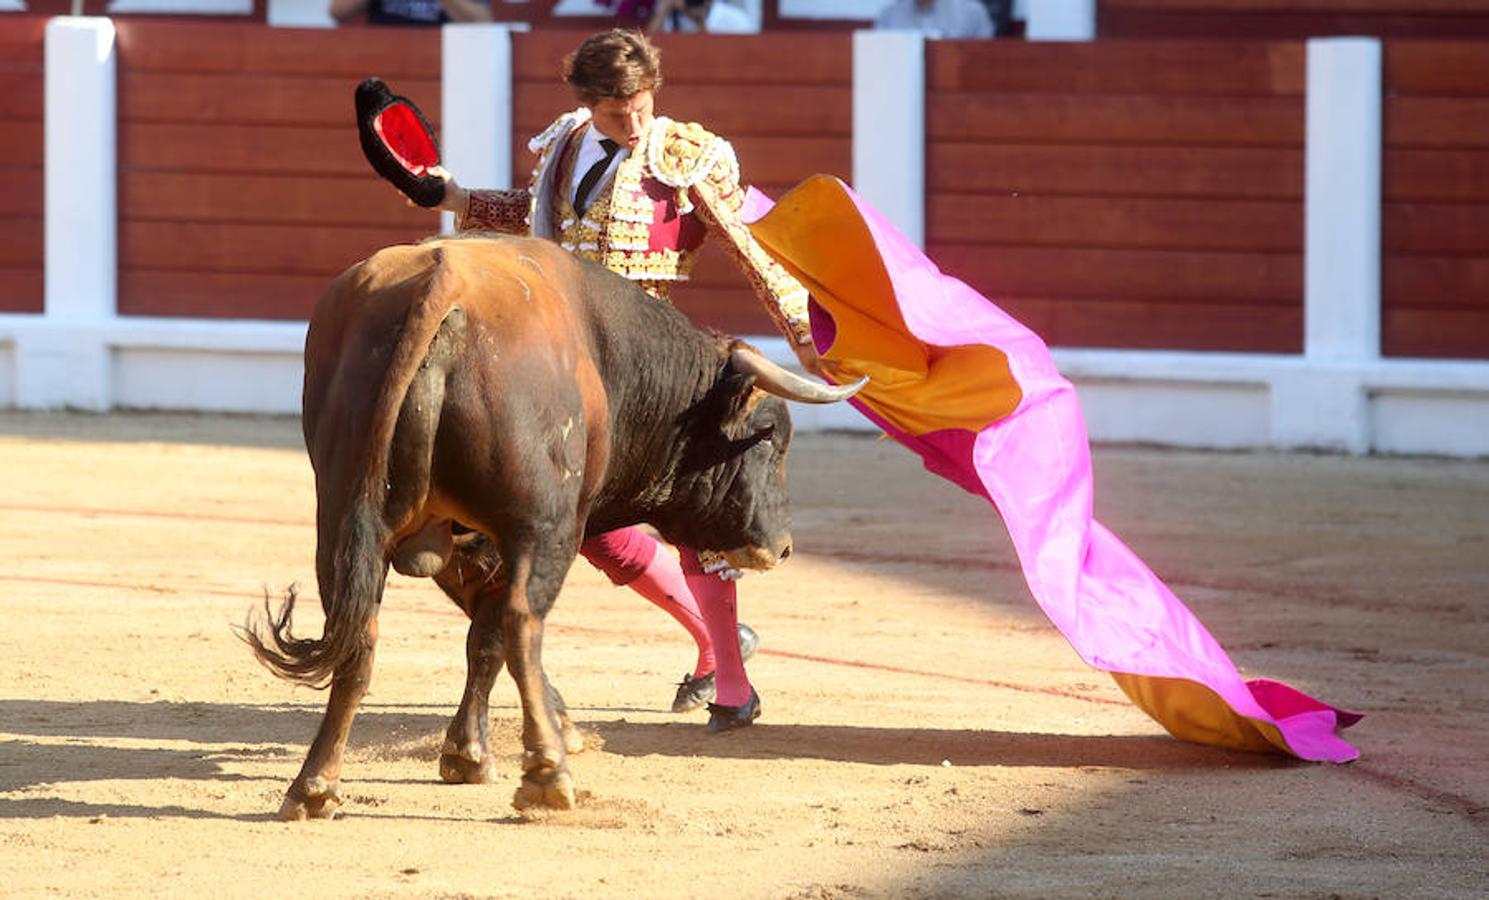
[422,236,584,316]
[431,234,571,278]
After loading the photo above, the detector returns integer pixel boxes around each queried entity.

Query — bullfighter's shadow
[586,719,1293,771]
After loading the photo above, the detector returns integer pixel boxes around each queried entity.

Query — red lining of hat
[372,102,438,176]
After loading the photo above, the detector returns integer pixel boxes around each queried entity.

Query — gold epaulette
[645,118,736,214]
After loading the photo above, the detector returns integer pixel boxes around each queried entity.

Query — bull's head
[665,342,865,572]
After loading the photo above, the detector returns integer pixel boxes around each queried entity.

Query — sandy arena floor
[0,411,1484,898]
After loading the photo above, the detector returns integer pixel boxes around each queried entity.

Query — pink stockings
[677,547,750,706]
[580,527,751,704]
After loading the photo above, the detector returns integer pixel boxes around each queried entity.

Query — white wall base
[113,348,303,413]
[0,315,306,414]
[1053,349,1489,458]
[3,319,1487,458]
[1371,390,1489,458]
[1076,378,1270,450]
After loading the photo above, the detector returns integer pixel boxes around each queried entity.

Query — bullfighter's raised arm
[455,186,532,234]
[684,137,815,350]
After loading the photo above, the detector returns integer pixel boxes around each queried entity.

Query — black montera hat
[355,77,445,208]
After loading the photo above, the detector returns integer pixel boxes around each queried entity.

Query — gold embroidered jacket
[457,109,812,345]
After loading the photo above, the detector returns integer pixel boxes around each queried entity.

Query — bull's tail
[242,246,467,688]
[241,495,386,688]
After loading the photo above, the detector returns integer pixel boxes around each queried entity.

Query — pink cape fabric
[744,178,1361,762]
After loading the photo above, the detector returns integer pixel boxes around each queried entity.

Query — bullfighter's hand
[702,557,745,582]
[400,165,466,215]
[791,338,826,379]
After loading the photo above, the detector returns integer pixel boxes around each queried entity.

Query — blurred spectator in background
[600,0,655,25]
[874,0,995,38]
[331,0,492,25]
[982,0,1017,35]
[647,0,757,33]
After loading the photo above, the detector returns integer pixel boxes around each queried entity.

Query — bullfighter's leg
[681,548,761,733]
[433,542,584,785]
[581,527,760,713]
[278,617,380,820]
[502,538,580,811]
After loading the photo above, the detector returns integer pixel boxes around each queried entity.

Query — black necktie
[574,138,621,214]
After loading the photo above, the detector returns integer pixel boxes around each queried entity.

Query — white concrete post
[440,23,515,234]
[29,17,117,409]
[1025,0,1096,41]
[1271,37,1382,453]
[1304,37,1382,363]
[852,29,924,248]
[44,17,116,323]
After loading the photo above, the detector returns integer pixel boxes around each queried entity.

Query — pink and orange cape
[745,176,1361,762]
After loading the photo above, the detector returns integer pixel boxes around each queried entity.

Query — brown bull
[243,235,860,819]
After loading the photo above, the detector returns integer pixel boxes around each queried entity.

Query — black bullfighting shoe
[670,623,762,713]
[706,689,761,734]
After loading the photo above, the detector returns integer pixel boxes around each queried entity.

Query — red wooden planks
[0,17,43,313]
[113,21,440,320]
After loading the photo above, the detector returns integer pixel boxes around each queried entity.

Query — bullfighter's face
[587,90,655,150]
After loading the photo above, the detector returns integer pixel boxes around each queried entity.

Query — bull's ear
[718,371,760,428]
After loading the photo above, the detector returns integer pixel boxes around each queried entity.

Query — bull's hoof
[439,752,497,784]
[512,768,576,811]
[438,738,496,784]
[278,776,342,821]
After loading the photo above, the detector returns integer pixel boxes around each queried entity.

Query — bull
[243,234,861,819]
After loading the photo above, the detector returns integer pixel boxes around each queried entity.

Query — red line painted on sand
[0,574,283,602]
[1347,764,1487,830]
[756,646,1127,706]
[0,502,312,529]
[0,573,1112,704]
[6,573,1480,824]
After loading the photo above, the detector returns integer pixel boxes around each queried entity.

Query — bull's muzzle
[722,538,792,572]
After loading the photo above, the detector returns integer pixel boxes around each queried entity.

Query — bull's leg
[433,545,584,785]
[439,597,504,784]
[547,677,586,755]
[502,541,579,811]
[278,617,379,820]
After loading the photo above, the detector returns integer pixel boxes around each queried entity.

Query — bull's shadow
[0,698,1289,823]
[0,698,450,750]
[0,699,452,799]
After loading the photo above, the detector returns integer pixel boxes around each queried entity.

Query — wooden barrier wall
[12,21,1488,360]
[1099,0,1489,40]
[924,40,1305,352]
[114,20,440,320]
[0,16,44,314]
[109,24,851,334]
[1382,43,1489,360]
[511,29,854,337]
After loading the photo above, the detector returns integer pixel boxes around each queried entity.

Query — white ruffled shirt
[570,123,633,211]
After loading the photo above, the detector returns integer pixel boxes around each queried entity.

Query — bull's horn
[730,346,868,404]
